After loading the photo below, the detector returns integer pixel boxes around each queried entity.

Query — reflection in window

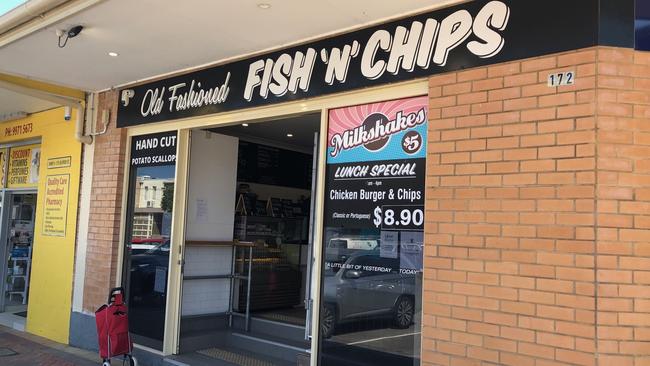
[320,227,422,366]
[122,165,175,350]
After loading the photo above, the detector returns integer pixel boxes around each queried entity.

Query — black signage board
[637,0,650,51]
[323,158,425,231]
[117,0,603,127]
[130,131,178,167]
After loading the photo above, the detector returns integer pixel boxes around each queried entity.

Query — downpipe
[72,99,93,145]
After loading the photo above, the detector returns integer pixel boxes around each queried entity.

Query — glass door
[1,192,37,315]
[121,131,178,350]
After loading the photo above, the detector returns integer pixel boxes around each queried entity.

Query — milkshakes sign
[117,0,600,127]
[323,96,427,273]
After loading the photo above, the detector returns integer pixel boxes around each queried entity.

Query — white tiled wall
[184,246,232,277]
[181,278,230,316]
[181,132,239,317]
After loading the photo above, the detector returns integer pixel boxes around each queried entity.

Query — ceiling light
[108,52,119,57]
[257,3,271,9]
[242,123,249,127]
[287,133,293,137]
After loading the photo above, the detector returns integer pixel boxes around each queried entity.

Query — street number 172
[548,71,575,87]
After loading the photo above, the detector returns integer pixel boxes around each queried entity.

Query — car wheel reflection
[321,304,337,339]
[393,296,414,329]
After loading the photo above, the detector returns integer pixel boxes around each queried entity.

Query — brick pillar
[424,48,598,366]
[595,47,650,366]
[82,90,128,312]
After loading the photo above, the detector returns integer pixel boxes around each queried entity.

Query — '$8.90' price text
[373,205,424,230]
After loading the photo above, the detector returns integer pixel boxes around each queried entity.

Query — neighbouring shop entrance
[0,143,41,321]
[176,113,320,365]
[0,192,37,316]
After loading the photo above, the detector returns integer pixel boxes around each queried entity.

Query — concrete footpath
[0,324,100,365]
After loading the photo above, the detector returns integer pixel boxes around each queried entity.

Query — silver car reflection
[321,251,416,338]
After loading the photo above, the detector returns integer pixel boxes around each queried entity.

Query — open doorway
[221,118,317,328]
[177,113,320,365]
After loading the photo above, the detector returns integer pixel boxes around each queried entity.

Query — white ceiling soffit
[0,0,69,34]
[0,88,58,116]
[0,0,459,92]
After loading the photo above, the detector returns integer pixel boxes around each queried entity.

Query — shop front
[0,107,82,344]
[77,0,646,365]
[118,83,429,365]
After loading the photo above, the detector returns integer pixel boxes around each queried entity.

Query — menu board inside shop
[7,144,41,188]
[322,95,428,275]
[237,141,313,190]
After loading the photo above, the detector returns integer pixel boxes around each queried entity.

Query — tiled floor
[0,312,26,331]
[0,325,99,366]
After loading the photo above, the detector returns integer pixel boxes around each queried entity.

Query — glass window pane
[122,132,177,350]
[320,228,422,366]
[319,97,427,366]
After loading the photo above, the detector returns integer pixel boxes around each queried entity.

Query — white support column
[71,94,96,313]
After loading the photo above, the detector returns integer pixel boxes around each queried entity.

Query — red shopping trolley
[95,287,137,366]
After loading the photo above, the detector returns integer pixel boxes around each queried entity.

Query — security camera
[67,25,83,38]
[64,106,71,121]
[57,25,84,48]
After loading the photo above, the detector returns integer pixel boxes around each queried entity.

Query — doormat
[197,347,276,366]
[256,313,304,326]
[0,347,17,357]
[14,311,27,318]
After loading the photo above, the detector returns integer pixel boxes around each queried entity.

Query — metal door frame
[304,131,321,340]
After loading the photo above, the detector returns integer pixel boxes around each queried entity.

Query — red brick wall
[424,48,598,366]
[82,90,127,312]
[423,47,650,366]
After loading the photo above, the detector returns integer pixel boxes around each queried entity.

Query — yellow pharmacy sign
[7,144,41,188]
[43,174,70,237]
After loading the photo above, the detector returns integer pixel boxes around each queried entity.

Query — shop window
[319,96,427,366]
